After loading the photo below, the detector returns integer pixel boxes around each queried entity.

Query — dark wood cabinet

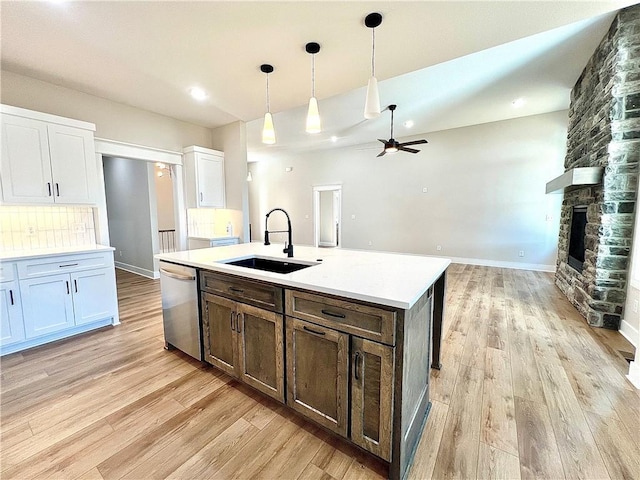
[285,316,349,437]
[202,292,284,402]
[351,337,394,461]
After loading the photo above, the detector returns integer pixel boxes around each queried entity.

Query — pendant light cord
[311,54,316,97]
[266,73,270,113]
[371,27,376,77]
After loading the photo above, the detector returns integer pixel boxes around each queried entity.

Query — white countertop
[156,243,450,309]
[0,244,115,262]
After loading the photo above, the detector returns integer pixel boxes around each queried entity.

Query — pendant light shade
[262,112,276,144]
[363,12,383,119]
[305,42,322,134]
[306,97,321,133]
[364,76,380,120]
[260,64,276,145]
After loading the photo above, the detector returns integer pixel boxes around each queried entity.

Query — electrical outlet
[24,226,36,236]
[73,223,86,234]
[436,245,442,251]
[119,250,123,258]
[633,299,639,314]
[518,250,525,257]
[546,214,553,221]
[351,214,356,220]
[422,187,428,193]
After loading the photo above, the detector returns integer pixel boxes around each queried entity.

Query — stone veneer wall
[555,5,640,329]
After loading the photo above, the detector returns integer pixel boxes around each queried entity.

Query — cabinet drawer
[0,262,17,282]
[285,290,396,346]
[17,252,113,279]
[200,271,283,313]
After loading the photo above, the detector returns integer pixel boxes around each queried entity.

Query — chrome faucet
[264,208,294,257]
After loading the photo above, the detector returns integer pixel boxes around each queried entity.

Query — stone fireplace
[555,5,640,329]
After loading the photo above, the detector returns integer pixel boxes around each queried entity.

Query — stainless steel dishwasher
[159,261,201,361]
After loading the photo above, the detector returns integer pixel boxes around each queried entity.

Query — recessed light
[511,98,526,108]
[189,87,208,101]
[403,120,414,128]
[330,135,338,143]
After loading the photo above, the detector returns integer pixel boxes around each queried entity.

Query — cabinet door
[197,153,225,208]
[286,317,349,437]
[71,268,116,325]
[237,303,284,402]
[351,337,394,461]
[0,114,54,204]
[0,281,26,347]
[201,293,238,376]
[47,124,97,204]
[20,274,74,338]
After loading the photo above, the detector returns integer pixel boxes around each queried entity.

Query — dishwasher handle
[160,268,196,281]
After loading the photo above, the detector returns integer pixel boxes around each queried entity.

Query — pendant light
[260,64,276,144]
[364,12,383,119]
[305,42,321,134]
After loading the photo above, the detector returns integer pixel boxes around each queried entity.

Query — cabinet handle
[303,325,326,336]
[229,287,244,293]
[200,192,203,202]
[9,289,14,306]
[321,309,346,319]
[66,281,70,295]
[55,183,60,197]
[74,279,78,293]
[47,182,52,196]
[354,352,361,380]
[59,263,79,268]
[230,312,236,332]
[236,313,242,333]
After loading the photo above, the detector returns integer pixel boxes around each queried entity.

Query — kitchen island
[156,243,449,480]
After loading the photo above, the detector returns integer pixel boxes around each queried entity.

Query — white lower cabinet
[72,268,117,325]
[20,273,75,338]
[0,279,26,347]
[1,250,119,355]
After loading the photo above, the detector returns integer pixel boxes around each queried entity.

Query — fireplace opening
[568,206,587,272]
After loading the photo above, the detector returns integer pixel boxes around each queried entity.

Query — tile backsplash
[187,208,243,238]
[0,206,97,251]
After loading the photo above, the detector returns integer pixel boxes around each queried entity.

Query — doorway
[313,185,342,248]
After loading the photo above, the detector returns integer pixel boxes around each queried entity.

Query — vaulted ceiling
[1,1,636,154]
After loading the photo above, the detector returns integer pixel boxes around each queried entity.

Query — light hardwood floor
[1,265,638,479]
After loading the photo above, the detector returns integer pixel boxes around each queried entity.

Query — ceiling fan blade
[398,146,420,154]
[399,139,428,146]
[378,139,387,144]
[377,150,386,157]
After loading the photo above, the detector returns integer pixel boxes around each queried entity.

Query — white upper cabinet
[183,146,226,208]
[0,105,97,205]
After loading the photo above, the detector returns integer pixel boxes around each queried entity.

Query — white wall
[622,173,640,346]
[248,111,567,270]
[211,121,249,242]
[154,167,176,231]
[103,156,158,278]
[1,70,212,151]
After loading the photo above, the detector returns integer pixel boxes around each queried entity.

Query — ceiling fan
[377,104,427,157]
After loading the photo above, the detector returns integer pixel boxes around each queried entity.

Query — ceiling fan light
[364,76,381,119]
[262,112,276,144]
[306,96,321,133]
[385,145,398,153]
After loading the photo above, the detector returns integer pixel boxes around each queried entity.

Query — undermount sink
[224,256,316,274]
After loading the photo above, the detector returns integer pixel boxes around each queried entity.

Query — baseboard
[620,319,639,348]
[115,262,159,279]
[447,256,555,272]
[627,361,640,389]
